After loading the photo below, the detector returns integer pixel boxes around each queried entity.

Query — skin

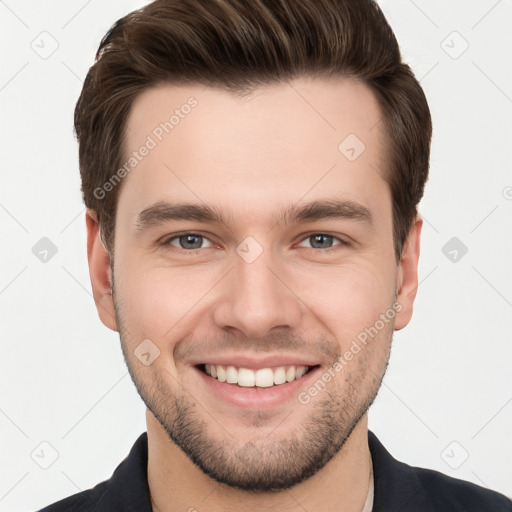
[86,77,422,511]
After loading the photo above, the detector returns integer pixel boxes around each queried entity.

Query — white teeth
[203,364,310,387]
[273,367,286,385]
[286,366,296,382]
[255,368,274,388]
[216,365,227,382]
[238,368,255,387]
[226,365,237,384]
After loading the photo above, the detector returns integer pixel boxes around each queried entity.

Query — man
[38,0,512,510]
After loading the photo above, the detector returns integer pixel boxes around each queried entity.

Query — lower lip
[194,365,321,409]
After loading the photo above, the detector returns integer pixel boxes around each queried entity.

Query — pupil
[312,234,332,249]
[181,234,202,249]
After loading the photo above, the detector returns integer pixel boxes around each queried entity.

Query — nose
[212,245,304,339]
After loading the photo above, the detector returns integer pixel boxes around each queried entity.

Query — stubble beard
[113,293,392,492]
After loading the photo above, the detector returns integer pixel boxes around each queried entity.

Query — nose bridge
[212,242,303,338]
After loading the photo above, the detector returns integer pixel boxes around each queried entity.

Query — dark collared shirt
[37,430,512,511]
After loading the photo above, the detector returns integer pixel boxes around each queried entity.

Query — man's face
[88,77,419,491]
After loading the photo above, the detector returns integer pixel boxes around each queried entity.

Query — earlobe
[86,209,118,331]
[394,216,422,331]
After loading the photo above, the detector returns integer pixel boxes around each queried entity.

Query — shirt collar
[97,430,433,511]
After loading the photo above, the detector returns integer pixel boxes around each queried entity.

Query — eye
[297,234,345,251]
[162,233,213,251]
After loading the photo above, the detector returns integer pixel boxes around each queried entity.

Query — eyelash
[160,232,348,253]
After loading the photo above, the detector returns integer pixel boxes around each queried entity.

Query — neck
[147,410,372,512]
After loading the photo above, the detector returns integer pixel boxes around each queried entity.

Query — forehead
[119,77,390,226]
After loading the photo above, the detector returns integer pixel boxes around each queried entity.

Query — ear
[394,216,422,331]
[86,209,118,331]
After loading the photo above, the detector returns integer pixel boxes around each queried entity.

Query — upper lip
[191,353,321,370]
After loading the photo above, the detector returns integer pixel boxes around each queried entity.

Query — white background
[1,0,511,510]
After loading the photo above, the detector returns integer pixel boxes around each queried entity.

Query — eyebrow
[135,198,373,231]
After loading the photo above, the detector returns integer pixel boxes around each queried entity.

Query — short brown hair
[74,0,432,261]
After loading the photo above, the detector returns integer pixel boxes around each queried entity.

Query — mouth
[197,363,318,388]
[191,354,324,409]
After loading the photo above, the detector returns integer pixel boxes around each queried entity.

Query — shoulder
[413,464,512,511]
[35,433,152,512]
[37,482,110,512]
[368,430,512,511]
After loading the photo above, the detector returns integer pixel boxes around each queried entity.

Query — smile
[201,364,315,388]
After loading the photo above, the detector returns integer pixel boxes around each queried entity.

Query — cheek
[292,261,396,345]
[115,262,220,344]
[116,247,397,353]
